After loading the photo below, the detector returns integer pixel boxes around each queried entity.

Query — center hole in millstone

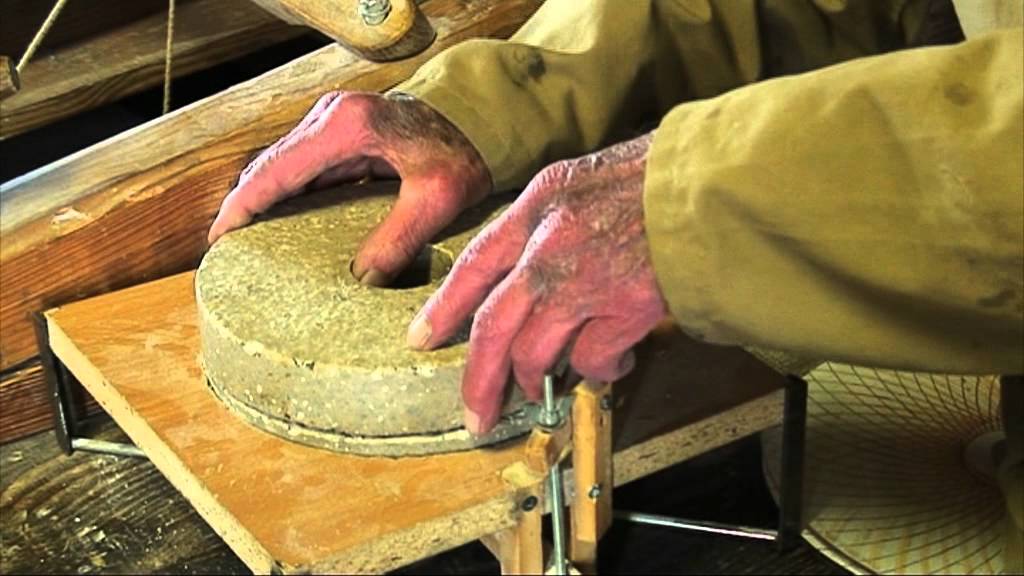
[353,244,454,289]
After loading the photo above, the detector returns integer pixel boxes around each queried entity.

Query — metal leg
[616,375,808,553]
[776,375,807,552]
[32,312,146,459]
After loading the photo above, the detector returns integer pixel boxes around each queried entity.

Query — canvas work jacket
[395,0,1024,374]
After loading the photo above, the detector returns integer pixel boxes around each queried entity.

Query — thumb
[351,174,472,286]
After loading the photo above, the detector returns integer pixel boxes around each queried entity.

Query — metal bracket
[616,375,808,552]
[32,312,146,459]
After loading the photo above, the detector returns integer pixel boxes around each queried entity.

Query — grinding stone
[196,182,532,456]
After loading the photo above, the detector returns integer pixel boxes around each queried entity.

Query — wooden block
[569,382,613,574]
[0,55,19,98]
[251,0,436,61]
[480,485,545,575]
[0,0,544,376]
[42,270,787,571]
[0,0,305,140]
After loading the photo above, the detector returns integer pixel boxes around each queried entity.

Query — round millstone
[196,182,532,456]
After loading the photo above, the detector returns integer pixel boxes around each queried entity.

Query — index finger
[207,92,372,243]
[408,204,532,350]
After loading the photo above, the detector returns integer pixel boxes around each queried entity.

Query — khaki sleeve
[644,28,1024,374]
[395,0,928,191]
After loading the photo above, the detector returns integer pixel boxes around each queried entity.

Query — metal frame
[616,375,808,552]
[32,312,146,458]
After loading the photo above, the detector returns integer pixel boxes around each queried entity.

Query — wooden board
[0,0,544,444]
[43,271,786,573]
[0,0,169,59]
[0,0,305,140]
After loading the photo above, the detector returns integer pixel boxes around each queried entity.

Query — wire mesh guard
[762,364,1007,575]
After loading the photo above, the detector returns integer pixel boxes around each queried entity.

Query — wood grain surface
[40,270,787,573]
[0,0,304,140]
[251,0,436,60]
[0,0,543,374]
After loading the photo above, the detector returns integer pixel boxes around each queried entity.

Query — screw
[358,0,391,25]
[600,394,613,411]
[588,484,601,499]
[521,495,538,512]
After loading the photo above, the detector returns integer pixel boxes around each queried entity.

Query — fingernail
[407,313,432,349]
[360,268,390,287]
[464,407,482,436]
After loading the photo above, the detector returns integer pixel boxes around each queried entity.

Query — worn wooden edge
[44,311,278,574]
[612,388,787,488]
[0,0,305,140]
[0,0,543,373]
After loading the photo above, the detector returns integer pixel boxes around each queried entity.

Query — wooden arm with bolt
[483,382,615,575]
[248,0,435,61]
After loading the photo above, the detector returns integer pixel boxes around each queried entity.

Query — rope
[162,0,176,115]
[16,0,70,73]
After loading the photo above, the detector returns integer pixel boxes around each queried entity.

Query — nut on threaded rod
[358,0,391,25]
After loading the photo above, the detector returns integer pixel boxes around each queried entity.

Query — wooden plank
[0,0,543,375]
[0,360,105,444]
[46,272,536,574]
[0,0,169,58]
[0,0,306,140]
[43,270,786,573]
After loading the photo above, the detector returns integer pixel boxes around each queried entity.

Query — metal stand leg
[616,375,808,553]
[776,375,807,552]
[32,312,146,458]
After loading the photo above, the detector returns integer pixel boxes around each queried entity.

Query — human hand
[407,133,669,434]
[207,91,491,286]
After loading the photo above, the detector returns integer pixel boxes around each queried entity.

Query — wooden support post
[481,487,545,575]
[570,381,614,574]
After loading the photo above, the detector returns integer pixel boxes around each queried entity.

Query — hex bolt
[588,483,602,500]
[521,495,538,512]
[600,394,613,411]
[358,0,391,26]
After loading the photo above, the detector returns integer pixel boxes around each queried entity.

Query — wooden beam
[0,0,306,140]
[0,0,169,57]
[0,0,543,442]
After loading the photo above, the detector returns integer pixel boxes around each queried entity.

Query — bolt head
[600,394,613,411]
[588,483,602,499]
[521,495,539,511]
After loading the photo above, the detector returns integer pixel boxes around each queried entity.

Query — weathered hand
[207,91,491,286]
[408,133,669,434]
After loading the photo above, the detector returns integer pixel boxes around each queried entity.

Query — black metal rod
[32,312,75,455]
[776,375,808,552]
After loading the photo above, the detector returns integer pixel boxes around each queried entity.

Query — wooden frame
[42,271,787,573]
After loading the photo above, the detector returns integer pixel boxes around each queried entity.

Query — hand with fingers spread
[407,133,670,435]
[207,91,491,286]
